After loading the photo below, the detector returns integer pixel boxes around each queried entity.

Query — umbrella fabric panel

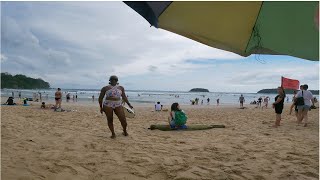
[158,1,262,56]
[124,1,172,27]
[246,1,319,61]
[146,1,172,18]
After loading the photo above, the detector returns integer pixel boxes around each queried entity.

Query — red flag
[281,76,300,90]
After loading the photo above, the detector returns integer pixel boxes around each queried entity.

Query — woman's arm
[98,87,107,113]
[289,102,295,115]
[120,86,133,109]
[273,96,283,105]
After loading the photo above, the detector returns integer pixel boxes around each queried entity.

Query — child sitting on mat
[168,102,188,129]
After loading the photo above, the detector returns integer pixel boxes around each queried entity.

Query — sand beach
[1,99,319,180]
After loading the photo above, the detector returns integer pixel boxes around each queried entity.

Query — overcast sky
[1,2,319,92]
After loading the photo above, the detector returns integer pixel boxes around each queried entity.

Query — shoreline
[1,96,298,109]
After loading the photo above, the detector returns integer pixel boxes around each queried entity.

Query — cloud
[1,2,319,92]
[0,54,8,62]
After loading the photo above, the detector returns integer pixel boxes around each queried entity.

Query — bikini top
[105,85,122,98]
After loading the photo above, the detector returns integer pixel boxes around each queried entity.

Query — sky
[1,1,319,93]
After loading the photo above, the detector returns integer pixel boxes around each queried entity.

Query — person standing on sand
[18,92,21,99]
[216,98,220,106]
[55,88,62,110]
[39,92,42,102]
[99,75,133,139]
[239,94,245,108]
[207,98,210,105]
[92,95,95,102]
[257,97,263,108]
[272,87,285,127]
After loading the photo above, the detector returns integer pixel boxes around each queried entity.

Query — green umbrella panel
[124,1,319,61]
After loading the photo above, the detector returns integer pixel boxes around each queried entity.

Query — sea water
[2,88,318,106]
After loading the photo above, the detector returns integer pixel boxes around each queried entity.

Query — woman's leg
[297,108,302,124]
[103,106,116,138]
[58,99,62,108]
[55,100,58,109]
[274,114,281,127]
[302,109,308,127]
[295,111,299,122]
[114,106,128,136]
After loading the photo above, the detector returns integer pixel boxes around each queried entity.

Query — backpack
[174,111,187,126]
[295,91,304,106]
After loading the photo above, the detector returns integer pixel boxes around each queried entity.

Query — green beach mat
[149,124,225,131]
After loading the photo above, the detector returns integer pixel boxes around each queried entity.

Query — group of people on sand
[191,97,212,105]
[273,84,315,128]
[246,96,270,109]
[98,75,188,139]
[48,75,318,139]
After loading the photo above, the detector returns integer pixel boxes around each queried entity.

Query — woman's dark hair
[171,102,180,111]
[109,75,118,85]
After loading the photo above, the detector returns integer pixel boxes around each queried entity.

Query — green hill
[1,72,50,89]
[189,88,209,92]
[258,89,319,94]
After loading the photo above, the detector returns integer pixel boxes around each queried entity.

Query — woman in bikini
[55,88,62,110]
[98,75,133,138]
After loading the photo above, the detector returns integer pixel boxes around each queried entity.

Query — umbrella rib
[244,1,264,55]
[157,1,173,21]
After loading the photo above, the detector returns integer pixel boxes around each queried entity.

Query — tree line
[1,72,50,89]
[257,88,319,94]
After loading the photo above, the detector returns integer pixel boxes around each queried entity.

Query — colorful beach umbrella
[124,1,319,61]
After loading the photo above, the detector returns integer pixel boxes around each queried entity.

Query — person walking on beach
[55,88,62,110]
[216,98,220,106]
[272,87,285,127]
[207,98,210,105]
[262,96,270,109]
[99,75,133,139]
[239,94,245,108]
[92,95,95,102]
[289,90,299,121]
[18,92,21,99]
[296,84,314,127]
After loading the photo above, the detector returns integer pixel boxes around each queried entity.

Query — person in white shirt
[155,101,163,111]
[296,84,315,127]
